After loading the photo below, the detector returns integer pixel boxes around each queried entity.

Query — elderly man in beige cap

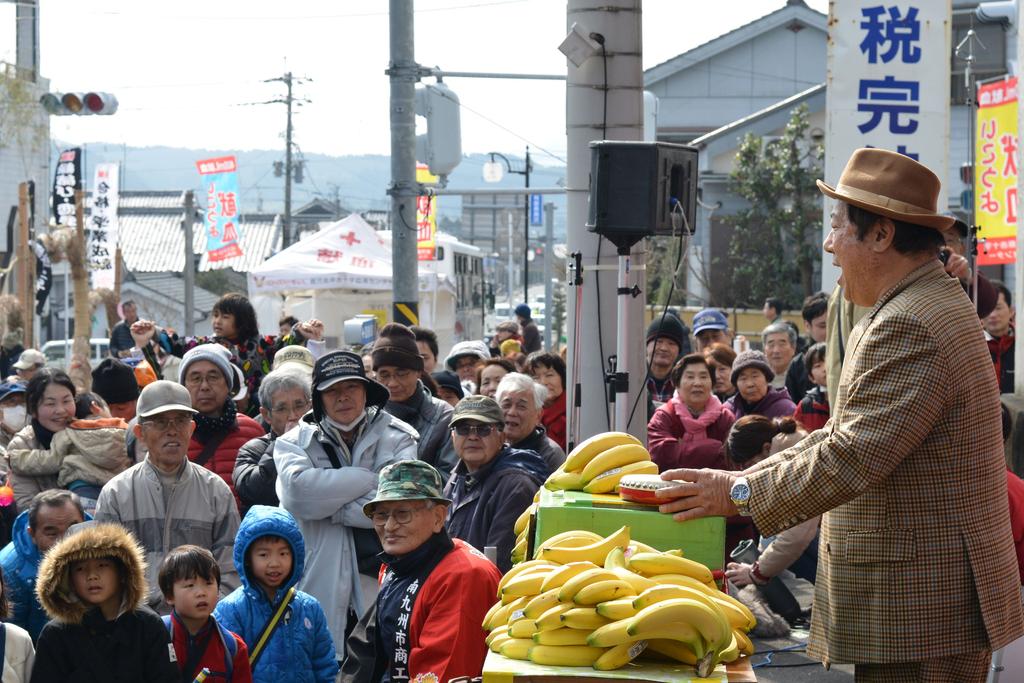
[657,148,1024,680]
[94,380,240,613]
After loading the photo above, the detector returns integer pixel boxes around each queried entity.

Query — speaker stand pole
[609,246,638,432]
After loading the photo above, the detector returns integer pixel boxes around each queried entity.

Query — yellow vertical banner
[975,77,1018,265]
[416,163,438,261]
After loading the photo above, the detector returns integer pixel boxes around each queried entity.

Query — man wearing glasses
[233,368,312,515]
[94,380,241,614]
[341,460,501,683]
[372,323,457,479]
[179,344,264,509]
[442,395,547,573]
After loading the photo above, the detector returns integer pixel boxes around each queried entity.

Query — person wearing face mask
[273,350,416,661]
[233,369,312,516]
[7,370,77,512]
[0,382,28,449]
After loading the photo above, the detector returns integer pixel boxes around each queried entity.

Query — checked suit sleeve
[746,311,949,537]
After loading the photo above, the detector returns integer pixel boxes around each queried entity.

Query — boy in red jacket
[160,545,252,683]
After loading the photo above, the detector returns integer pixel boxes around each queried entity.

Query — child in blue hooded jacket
[213,505,337,683]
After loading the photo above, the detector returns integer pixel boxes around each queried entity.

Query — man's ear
[870,218,896,252]
[132,422,143,438]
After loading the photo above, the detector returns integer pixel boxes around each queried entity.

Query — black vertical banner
[52,147,81,227]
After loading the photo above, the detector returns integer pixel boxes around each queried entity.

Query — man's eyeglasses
[184,373,226,388]
[452,423,497,437]
[376,369,416,383]
[142,416,193,432]
[370,506,426,526]
[270,400,311,417]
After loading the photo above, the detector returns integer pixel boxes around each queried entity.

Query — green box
[534,488,725,571]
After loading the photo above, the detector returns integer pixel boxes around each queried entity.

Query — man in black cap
[372,323,457,479]
[273,350,418,659]
[645,314,690,408]
[91,358,140,421]
[430,371,464,408]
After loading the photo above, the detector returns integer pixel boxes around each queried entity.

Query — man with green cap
[340,459,500,683]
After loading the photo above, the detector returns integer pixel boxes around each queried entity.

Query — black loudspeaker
[586,141,699,250]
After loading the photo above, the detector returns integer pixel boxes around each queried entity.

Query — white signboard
[88,163,120,289]
[822,1,951,288]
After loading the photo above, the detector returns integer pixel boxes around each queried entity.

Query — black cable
[396,202,421,232]
[592,33,612,431]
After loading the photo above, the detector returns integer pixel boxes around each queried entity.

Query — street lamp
[483,147,532,305]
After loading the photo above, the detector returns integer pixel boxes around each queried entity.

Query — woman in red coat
[648,353,736,471]
[527,352,566,451]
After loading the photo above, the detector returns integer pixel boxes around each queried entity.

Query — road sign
[530,194,543,226]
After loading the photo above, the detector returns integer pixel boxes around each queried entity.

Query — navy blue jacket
[443,446,546,573]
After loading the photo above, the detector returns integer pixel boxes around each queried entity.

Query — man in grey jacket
[94,380,240,614]
[274,350,417,658]
[372,323,457,478]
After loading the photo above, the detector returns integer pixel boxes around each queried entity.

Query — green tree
[725,104,823,307]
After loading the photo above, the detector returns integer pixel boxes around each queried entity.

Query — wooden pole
[113,246,122,302]
[70,191,91,391]
[17,183,32,349]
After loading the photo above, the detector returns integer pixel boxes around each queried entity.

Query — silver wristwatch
[730,477,752,517]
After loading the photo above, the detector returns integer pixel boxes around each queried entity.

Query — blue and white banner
[195,155,243,262]
[823,1,951,285]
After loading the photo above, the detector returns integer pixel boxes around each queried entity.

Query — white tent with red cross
[247,214,460,349]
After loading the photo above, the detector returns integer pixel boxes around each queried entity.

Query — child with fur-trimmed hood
[30,522,179,683]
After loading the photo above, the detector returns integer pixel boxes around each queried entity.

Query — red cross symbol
[341,231,361,246]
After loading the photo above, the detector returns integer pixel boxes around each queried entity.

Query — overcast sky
[1,0,828,166]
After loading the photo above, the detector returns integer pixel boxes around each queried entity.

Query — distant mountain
[60,142,568,237]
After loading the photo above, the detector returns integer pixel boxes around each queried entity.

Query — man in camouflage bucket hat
[341,460,501,683]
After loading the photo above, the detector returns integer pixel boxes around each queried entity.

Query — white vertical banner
[822,1,951,288]
[88,163,120,289]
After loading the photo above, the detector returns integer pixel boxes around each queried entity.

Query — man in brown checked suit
[657,148,1024,681]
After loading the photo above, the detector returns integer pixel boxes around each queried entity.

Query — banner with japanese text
[416,163,437,261]
[88,163,119,289]
[975,77,1017,265]
[52,147,81,228]
[822,1,951,285]
[196,156,243,262]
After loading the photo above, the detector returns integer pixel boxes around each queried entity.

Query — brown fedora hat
[817,148,955,231]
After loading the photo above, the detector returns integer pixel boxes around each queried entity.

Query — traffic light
[40,92,118,116]
[415,82,462,177]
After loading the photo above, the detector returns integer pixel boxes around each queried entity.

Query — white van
[41,338,111,370]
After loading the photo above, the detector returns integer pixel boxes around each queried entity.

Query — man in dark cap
[514,304,541,353]
[373,323,457,479]
[273,350,417,659]
[645,314,690,408]
[91,358,140,421]
[430,371,464,408]
[443,395,546,573]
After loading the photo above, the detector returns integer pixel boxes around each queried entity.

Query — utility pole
[260,73,310,248]
[182,191,195,336]
[387,0,421,327]
[565,0,645,443]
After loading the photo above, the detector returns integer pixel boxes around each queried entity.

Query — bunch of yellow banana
[544,431,658,494]
[483,529,756,673]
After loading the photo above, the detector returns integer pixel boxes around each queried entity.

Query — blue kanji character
[860,5,922,64]
[857,77,919,134]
